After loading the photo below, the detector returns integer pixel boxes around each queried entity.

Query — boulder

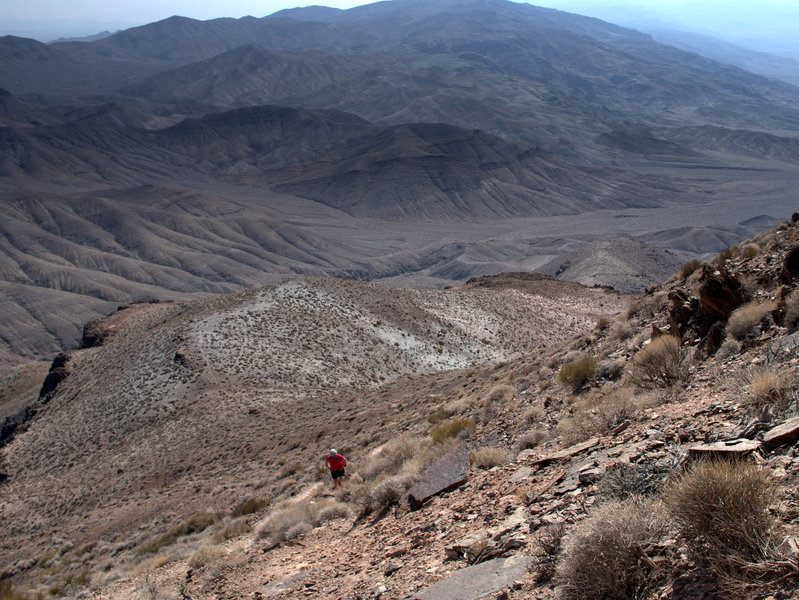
[698,266,746,326]
[763,417,799,450]
[408,555,533,600]
[781,246,799,282]
[408,445,469,509]
[687,439,761,460]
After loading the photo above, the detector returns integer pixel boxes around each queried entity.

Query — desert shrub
[608,319,633,341]
[740,243,760,258]
[521,405,543,425]
[680,259,702,279]
[558,356,596,393]
[598,461,671,500]
[726,301,775,341]
[534,522,565,584]
[231,497,266,518]
[213,517,252,541]
[284,522,312,541]
[0,580,28,600]
[188,544,227,569]
[661,460,776,561]
[364,474,414,513]
[360,435,424,480]
[596,318,612,332]
[736,366,795,411]
[596,358,625,381]
[626,335,684,388]
[557,388,653,445]
[137,511,218,555]
[516,428,547,451]
[430,417,475,444]
[469,447,511,469]
[716,338,741,359]
[785,293,799,330]
[717,247,734,267]
[258,502,317,543]
[316,501,352,523]
[556,498,667,600]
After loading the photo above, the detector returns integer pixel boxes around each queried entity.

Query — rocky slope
[1,216,799,599]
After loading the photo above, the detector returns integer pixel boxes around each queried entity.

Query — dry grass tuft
[137,511,217,556]
[469,447,511,469]
[213,517,252,541]
[188,544,228,569]
[626,335,684,388]
[557,356,596,393]
[661,460,776,561]
[680,259,702,279]
[430,417,475,444]
[727,301,775,341]
[557,388,657,445]
[516,428,547,451]
[557,498,667,600]
[736,366,795,411]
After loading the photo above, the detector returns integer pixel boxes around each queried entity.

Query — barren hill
[537,236,687,293]
[3,0,799,367]
[0,274,629,578]
[2,216,799,600]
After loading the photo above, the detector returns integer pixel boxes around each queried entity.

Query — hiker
[325,448,347,490]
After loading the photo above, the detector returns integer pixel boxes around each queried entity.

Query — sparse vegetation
[0,580,28,600]
[736,366,795,411]
[626,335,684,388]
[557,356,596,393]
[516,428,547,451]
[188,544,227,568]
[430,417,476,444]
[557,498,667,600]
[231,497,266,518]
[726,301,775,341]
[534,522,565,583]
[661,460,776,561]
[137,511,218,556]
[680,259,702,279]
[469,447,511,469]
[557,388,656,445]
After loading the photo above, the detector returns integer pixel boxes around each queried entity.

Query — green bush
[558,357,596,392]
[430,418,475,444]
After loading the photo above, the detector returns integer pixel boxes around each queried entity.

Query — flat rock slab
[408,445,469,509]
[688,439,761,460]
[763,417,799,449]
[530,437,599,468]
[408,555,533,600]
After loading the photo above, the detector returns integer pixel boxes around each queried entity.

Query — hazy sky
[2,0,797,51]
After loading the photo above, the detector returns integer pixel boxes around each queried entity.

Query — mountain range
[2,0,799,365]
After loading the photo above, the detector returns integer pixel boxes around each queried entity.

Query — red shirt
[326,453,346,471]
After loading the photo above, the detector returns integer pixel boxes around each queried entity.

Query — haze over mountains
[2,0,799,365]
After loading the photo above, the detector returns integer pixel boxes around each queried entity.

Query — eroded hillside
[0,273,627,592]
[2,217,799,599]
